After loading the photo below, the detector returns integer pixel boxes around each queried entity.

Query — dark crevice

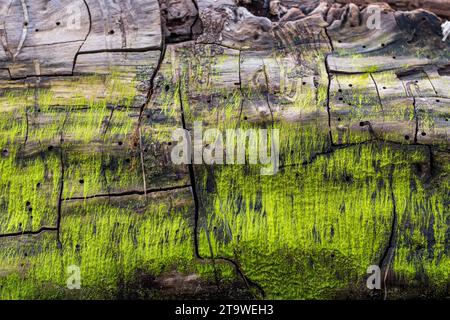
[195,42,246,52]
[177,79,200,261]
[280,139,432,171]
[55,110,70,248]
[262,62,275,127]
[48,105,138,112]
[437,64,450,76]
[424,71,438,95]
[7,149,69,242]
[378,165,398,301]
[55,145,64,248]
[0,227,58,239]
[138,124,148,199]
[78,46,162,55]
[159,0,202,44]
[239,0,272,19]
[177,79,265,299]
[324,55,334,146]
[0,68,12,79]
[136,0,167,200]
[413,96,419,144]
[46,107,71,249]
[190,0,201,39]
[323,27,334,53]
[369,73,385,114]
[71,0,93,75]
[427,144,435,178]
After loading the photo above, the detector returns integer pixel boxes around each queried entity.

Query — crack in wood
[369,73,385,115]
[13,0,28,62]
[279,139,436,171]
[99,106,116,197]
